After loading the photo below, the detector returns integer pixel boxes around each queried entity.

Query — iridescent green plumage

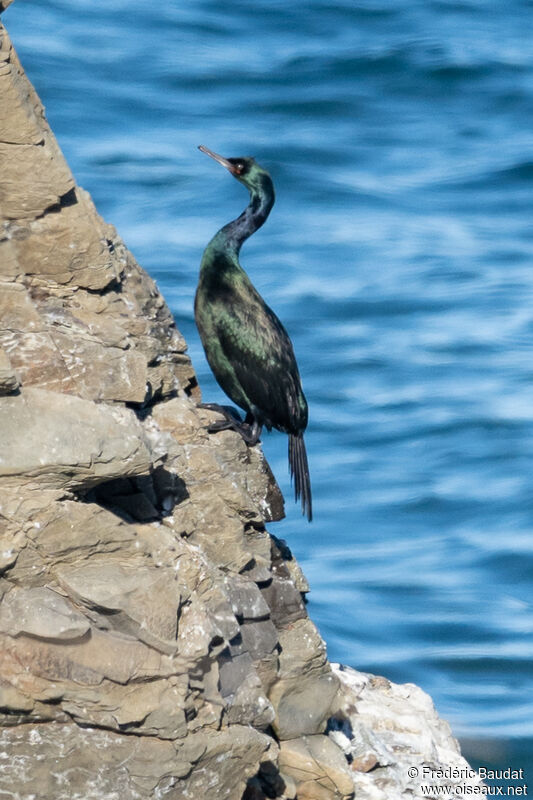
[195,146,312,521]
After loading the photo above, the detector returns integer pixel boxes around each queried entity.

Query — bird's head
[198,145,273,195]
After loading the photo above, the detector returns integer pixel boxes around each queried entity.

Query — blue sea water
[5,0,533,782]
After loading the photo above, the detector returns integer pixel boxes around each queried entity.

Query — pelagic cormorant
[195,145,312,521]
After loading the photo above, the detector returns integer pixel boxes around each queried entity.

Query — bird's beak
[198,145,237,174]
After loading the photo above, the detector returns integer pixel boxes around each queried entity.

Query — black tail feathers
[288,433,312,522]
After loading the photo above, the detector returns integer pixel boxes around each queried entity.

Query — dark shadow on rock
[242,760,286,799]
[77,468,189,523]
[151,465,189,511]
[270,534,293,565]
[40,187,78,218]
[58,187,78,208]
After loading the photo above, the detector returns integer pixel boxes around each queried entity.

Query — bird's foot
[239,418,262,446]
[198,403,262,446]
[198,402,243,423]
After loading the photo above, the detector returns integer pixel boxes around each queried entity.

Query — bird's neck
[213,179,275,257]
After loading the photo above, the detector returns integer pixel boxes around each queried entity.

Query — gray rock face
[0,15,341,799]
[0,10,479,800]
[0,387,154,489]
[279,735,355,800]
[0,347,19,394]
[0,586,90,640]
[0,722,275,800]
[56,560,183,650]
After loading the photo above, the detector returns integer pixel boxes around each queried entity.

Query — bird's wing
[212,288,307,433]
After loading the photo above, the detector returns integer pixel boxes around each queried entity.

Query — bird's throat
[219,181,275,255]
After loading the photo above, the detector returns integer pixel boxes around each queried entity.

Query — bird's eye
[234,162,245,174]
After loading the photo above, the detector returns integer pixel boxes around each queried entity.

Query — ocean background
[6,0,533,783]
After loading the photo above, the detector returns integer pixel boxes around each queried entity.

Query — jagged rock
[0,11,479,800]
[56,560,182,651]
[221,659,276,728]
[279,735,354,800]
[0,586,90,640]
[9,189,120,289]
[269,619,339,739]
[260,573,307,627]
[152,394,208,443]
[0,282,78,393]
[0,346,18,393]
[177,726,278,799]
[0,722,275,800]
[329,664,483,800]
[0,626,169,686]
[240,617,279,660]
[0,142,74,221]
[0,31,193,402]
[224,573,272,620]
[0,387,154,489]
[272,534,310,593]
[0,250,192,402]
[153,397,285,522]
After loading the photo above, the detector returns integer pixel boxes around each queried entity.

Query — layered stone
[0,9,480,800]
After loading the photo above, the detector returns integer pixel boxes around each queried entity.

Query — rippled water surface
[6,0,533,780]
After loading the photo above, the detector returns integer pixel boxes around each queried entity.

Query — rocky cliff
[0,9,480,800]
